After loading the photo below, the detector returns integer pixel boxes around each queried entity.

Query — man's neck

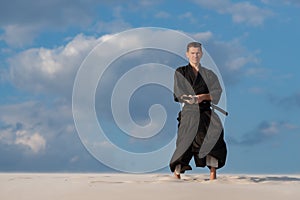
[189,63,200,76]
[189,63,200,70]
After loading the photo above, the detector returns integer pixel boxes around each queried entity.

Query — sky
[0,0,299,174]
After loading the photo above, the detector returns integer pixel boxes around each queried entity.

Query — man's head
[186,42,203,67]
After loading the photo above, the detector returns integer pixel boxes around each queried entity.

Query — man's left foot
[210,167,217,180]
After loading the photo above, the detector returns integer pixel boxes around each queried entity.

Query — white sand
[1,173,300,200]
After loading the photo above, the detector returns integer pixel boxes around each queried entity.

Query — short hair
[186,42,202,52]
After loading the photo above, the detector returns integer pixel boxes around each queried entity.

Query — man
[169,42,227,180]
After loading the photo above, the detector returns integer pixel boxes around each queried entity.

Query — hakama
[169,64,227,173]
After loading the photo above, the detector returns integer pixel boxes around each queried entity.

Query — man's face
[186,47,202,66]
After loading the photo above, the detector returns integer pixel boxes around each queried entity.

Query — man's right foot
[174,164,181,179]
[174,172,181,179]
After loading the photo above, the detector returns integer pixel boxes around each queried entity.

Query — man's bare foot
[210,167,216,180]
[174,164,181,179]
[174,172,181,179]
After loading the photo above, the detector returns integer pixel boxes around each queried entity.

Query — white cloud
[192,0,273,26]
[15,131,46,154]
[2,29,261,161]
[178,12,198,24]
[191,33,260,84]
[6,29,190,110]
[0,126,46,154]
[192,31,213,42]
[0,99,102,170]
[229,2,273,25]
[0,25,40,47]
[261,122,280,135]
[216,39,259,70]
[260,121,298,136]
[7,30,168,97]
[95,19,132,33]
[0,1,98,47]
[0,27,278,171]
[226,56,256,71]
[0,126,14,145]
[8,34,102,97]
[3,29,184,157]
[0,0,162,47]
[6,29,259,106]
[0,101,74,154]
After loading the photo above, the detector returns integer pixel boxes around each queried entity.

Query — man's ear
[185,51,189,59]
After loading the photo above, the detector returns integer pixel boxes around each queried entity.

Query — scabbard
[211,104,228,116]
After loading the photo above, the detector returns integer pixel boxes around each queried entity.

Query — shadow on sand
[238,175,300,183]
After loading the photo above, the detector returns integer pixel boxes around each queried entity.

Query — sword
[211,104,228,116]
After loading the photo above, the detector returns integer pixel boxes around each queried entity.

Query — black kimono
[169,64,227,173]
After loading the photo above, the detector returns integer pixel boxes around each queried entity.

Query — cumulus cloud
[192,32,260,85]
[191,0,273,26]
[94,19,132,34]
[6,29,257,121]
[0,0,97,26]
[178,12,199,24]
[0,101,73,155]
[0,120,104,171]
[0,24,41,47]
[15,130,46,154]
[7,34,102,97]
[192,31,213,41]
[6,28,255,117]
[1,28,260,170]
[0,0,99,47]
[0,99,105,171]
[0,0,162,47]
[1,29,187,170]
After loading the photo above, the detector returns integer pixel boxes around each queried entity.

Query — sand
[1,173,300,200]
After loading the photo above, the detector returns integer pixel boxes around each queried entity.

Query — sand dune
[1,173,300,200]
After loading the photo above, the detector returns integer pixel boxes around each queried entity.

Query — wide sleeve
[173,67,197,102]
[206,69,222,105]
[173,68,187,102]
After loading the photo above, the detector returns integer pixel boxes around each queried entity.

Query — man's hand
[196,94,212,103]
[181,94,212,104]
[181,95,198,104]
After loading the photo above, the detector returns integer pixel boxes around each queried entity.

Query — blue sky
[0,0,299,174]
